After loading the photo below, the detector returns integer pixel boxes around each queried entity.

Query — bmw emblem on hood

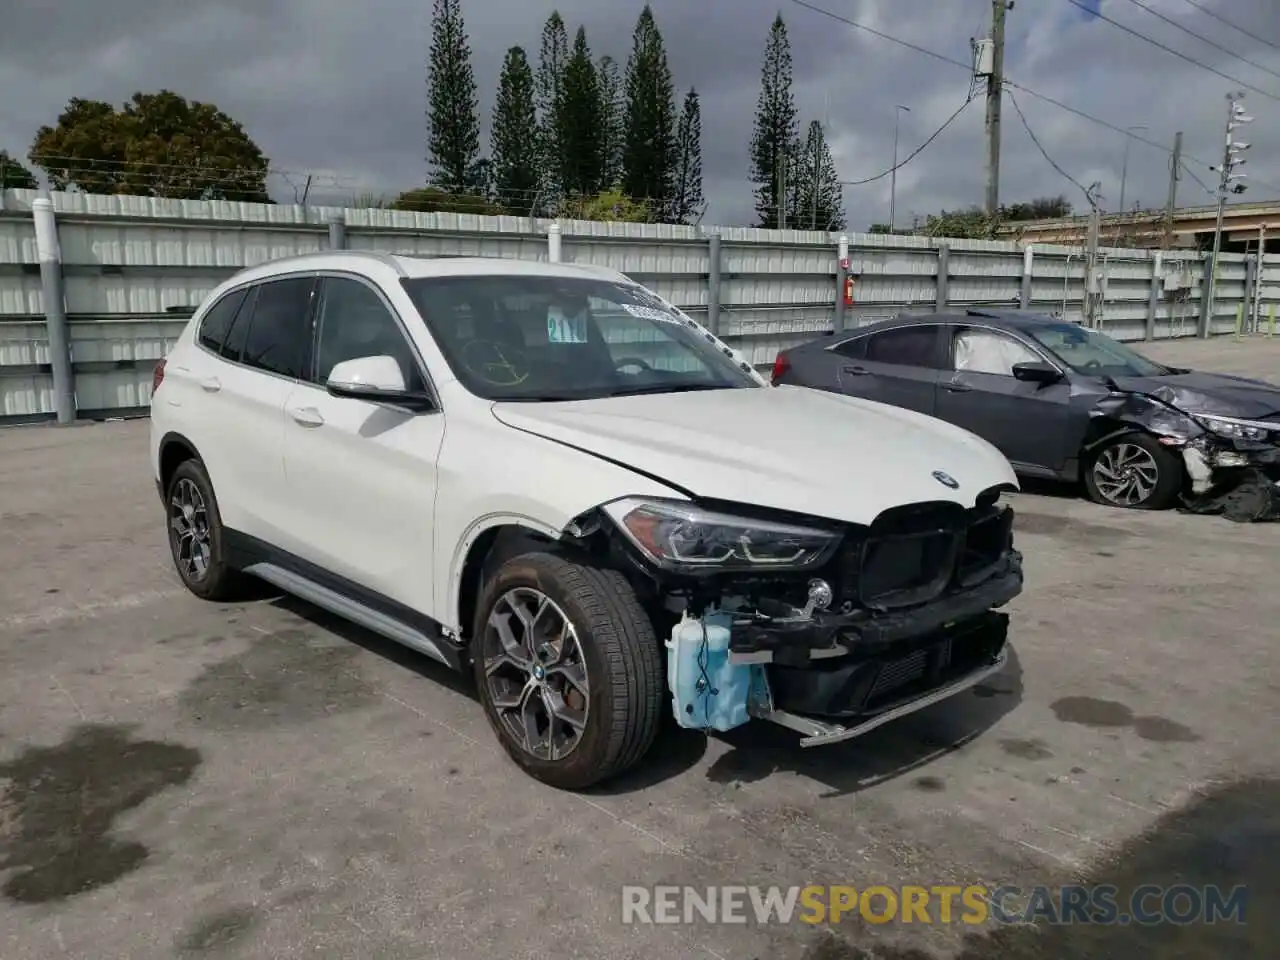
[932,470,960,489]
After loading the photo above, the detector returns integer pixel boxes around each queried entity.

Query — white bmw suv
[151,252,1024,789]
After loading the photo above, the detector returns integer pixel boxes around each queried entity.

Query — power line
[1005,89,1096,207]
[1063,0,1280,101]
[839,95,978,186]
[1175,0,1280,52]
[1117,0,1280,82]
[1179,161,1217,196]
[786,0,974,71]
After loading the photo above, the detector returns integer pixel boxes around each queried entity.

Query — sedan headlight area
[1193,413,1277,442]
[602,497,841,571]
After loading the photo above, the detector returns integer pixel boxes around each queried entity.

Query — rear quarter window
[196,288,248,353]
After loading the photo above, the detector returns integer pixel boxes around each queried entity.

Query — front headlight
[602,497,841,571]
[1193,413,1276,442]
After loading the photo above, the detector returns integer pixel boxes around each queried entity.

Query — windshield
[1026,322,1169,378]
[401,274,760,401]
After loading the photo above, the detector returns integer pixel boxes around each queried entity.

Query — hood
[491,385,1018,525]
[1109,371,1280,419]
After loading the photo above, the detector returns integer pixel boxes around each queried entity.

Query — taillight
[152,358,166,394]
[770,352,791,384]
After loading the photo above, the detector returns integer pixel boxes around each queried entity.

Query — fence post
[935,242,950,310]
[835,234,849,331]
[706,231,722,336]
[547,221,562,263]
[32,196,75,425]
[1243,253,1258,335]
[1020,244,1033,308]
[328,213,347,250]
[1145,250,1162,341]
[1197,252,1215,338]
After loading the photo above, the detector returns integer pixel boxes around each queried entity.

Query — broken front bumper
[1180,438,1280,522]
[728,553,1022,747]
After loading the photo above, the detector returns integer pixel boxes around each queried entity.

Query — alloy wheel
[169,478,212,582]
[1092,443,1160,506]
[481,587,591,761]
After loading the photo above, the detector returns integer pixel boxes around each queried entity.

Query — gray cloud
[2,0,1279,227]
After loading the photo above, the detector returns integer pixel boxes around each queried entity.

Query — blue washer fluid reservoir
[666,609,755,731]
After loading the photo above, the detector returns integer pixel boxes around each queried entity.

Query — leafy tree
[793,120,844,229]
[867,223,892,234]
[0,150,37,190]
[561,27,605,198]
[535,12,570,211]
[921,206,1001,239]
[622,5,677,218]
[490,46,540,214]
[670,88,704,224]
[1003,195,1073,220]
[563,187,652,223]
[29,91,269,201]
[749,14,799,228]
[389,185,505,215]
[597,55,624,188]
[426,0,481,191]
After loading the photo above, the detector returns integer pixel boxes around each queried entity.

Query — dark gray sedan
[771,308,1280,520]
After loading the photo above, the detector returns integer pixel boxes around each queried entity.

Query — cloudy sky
[2,0,1279,228]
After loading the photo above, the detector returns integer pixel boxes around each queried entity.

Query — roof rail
[238,249,410,276]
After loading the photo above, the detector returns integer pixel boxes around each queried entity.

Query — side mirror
[326,355,433,411]
[1011,361,1063,384]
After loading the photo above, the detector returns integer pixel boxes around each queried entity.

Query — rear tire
[471,551,664,790]
[164,458,244,602]
[1083,433,1183,510]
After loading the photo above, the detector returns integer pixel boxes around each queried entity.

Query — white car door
[174,278,315,546]
[279,273,445,617]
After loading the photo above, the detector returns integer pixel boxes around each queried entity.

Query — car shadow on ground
[257,590,1020,797]
[261,591,714,789]
[702,646,1024,799]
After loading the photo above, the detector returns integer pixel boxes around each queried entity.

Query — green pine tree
[749,14,799,228]
[596,55,624,188]
[0,150,38,190]
[670,88,704,224]
[426,0,481,191]
[491,46,540,214]
[794,121,845,229]
[561,27,605,199]
[622,5,677,217]
[535,12,570,212]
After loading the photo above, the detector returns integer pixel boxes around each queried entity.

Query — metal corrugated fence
[2,188,1276,425]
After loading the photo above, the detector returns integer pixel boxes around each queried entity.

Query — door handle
[289,406,325,427]
[943,380,971,392]
[199,376,221,393]
[842,365,869,376]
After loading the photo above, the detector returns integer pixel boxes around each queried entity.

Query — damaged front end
[573,491,1022,747]
[1092,389,1280,523]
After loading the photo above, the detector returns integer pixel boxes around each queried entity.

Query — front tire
[1084,433,1183,510]
[471,551,664,790]
[165,458,243,601]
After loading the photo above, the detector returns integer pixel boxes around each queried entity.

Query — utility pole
[1205,92,1252,336]
[1084,182,1102,328]
[984,0,1009,216]
[1162,130,1182,250]
[890,104,910,231]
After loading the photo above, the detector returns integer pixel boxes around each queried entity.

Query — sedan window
[862,326,940,368]
[952,328,1044,376]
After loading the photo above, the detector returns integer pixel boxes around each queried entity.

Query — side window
[195,288,247,353]
[220,287,257,364]
[832,336,866,360]
[240,277,315,379]
[863,326,940,368]
[312,277,425,391]
[952,328,1042,376]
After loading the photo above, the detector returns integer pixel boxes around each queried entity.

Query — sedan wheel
[1084,434,1182,511]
